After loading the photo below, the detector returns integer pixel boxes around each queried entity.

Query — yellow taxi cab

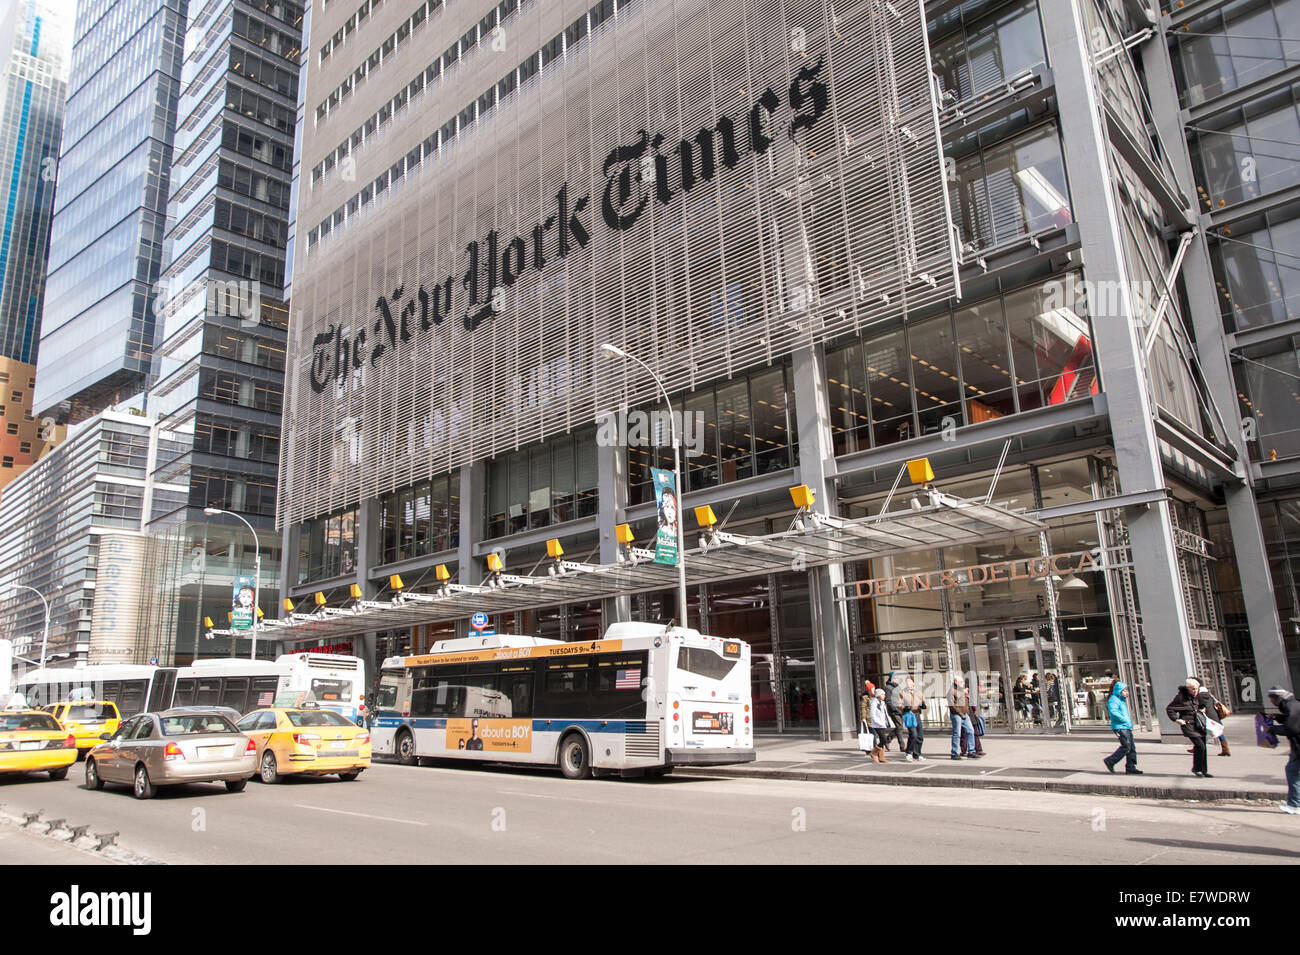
[235,704,370,784]
[42,701,121,756]
[0,710,78,780]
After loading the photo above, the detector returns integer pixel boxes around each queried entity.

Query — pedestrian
[1166,676,1212,778]
[900,675,926,761]
[868,688,895,763]
[885,672,907,753]
[959,682,986,756]
[1197,677,1231,757]
[1102,679,1142,775]
[1046,672,1062,726]
[859,680,873,729]
[1266,687,1300,814]
[1013,673,1031,724]
[946,675,979,760]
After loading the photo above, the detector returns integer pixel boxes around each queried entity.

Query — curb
[673,765,1283,803]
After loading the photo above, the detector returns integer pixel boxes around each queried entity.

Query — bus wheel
[395,731,416,766]
[558,734,592,780]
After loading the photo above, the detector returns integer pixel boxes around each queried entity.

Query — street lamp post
[597,343,689,629]
[12,585,50,670]
[204,507,261,660]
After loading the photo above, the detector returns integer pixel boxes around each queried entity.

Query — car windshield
[66,704,116,721]
[286,710,356,727]
[0,713,61,732]
[161,714,239,736]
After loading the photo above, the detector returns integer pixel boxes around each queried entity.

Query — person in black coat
[1167,677,1212,778]
[1268,687,1300,814]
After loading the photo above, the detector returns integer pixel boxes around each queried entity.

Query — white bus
[371,622,755,778]
[13,653,367,723]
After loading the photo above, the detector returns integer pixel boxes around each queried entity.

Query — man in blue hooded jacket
[1103,680,1142,775]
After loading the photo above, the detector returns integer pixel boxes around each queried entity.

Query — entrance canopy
[214,489,1045,644]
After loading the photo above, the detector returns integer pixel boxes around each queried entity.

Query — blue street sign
[471,612,489,631]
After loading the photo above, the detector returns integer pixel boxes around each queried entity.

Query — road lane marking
[294,804,429,826]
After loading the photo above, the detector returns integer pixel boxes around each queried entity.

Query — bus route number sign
[471,612,489,632]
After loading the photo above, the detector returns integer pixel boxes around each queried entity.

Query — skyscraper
[145,0,304,661]
[32,0,187,423]
[0,0,71,493]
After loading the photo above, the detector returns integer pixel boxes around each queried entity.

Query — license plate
[330,739,347,749]
[19,741,41,751]
[199,746,232,760]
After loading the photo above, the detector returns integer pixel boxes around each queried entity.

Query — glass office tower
[33,0,187,423]
[145,0,305,662]
[0,0,71,493]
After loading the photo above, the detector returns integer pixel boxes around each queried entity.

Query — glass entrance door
[957,630,1013,731]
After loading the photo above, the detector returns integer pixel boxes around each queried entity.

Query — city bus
[370,622,756,778]
[12,653,367,722]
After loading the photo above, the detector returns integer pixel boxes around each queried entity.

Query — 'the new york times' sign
[281,0,957,527]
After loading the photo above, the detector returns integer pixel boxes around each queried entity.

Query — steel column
[1039,0,1196,735]
[793,344,856,742]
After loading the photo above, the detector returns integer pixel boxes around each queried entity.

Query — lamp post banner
[652,468,680,566]
[280,0,957,528]
[232,575,256,631]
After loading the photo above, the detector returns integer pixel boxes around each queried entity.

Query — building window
[5,423,16,435]
[825,278,1095,455]
[952,122,1072,254]
[487,430,598,538]
[625,366,795,504]
[1210,215,1300,333]
[930,0,1045,106]
[1,457,12,468]
[298,506,361,584]
[379,473,461,565]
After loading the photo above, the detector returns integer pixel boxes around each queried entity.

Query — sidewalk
[677,715,1292,803]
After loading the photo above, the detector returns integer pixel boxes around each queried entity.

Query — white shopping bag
[1204,716,1224,739]
[858,721,874,752]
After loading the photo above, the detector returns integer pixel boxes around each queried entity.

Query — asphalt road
[2,760,1298,864]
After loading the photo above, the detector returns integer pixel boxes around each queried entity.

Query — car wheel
[395,730,416,766]
[338,770,361,781]
[48,766,69,781]
[85,759,104,791]
[260,751,279,784]
[558,733,592,780]
[133,764,155,800]
[225,779,247,793]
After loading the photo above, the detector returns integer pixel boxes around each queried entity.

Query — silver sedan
[85,709,257,799]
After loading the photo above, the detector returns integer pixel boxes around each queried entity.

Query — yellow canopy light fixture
[435,564,451,581]
[203,616,214,629]
[486,553,504,573]
[257,606,265,619]
[906,457,935,485]
[282,598,295,613]
[694,505,717,528]
[389,573,404,590]
[546,538,564,559]
[615,523,634,545]
[789,484,816,510]
[314,591,327,607]
[349,583,363,600]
